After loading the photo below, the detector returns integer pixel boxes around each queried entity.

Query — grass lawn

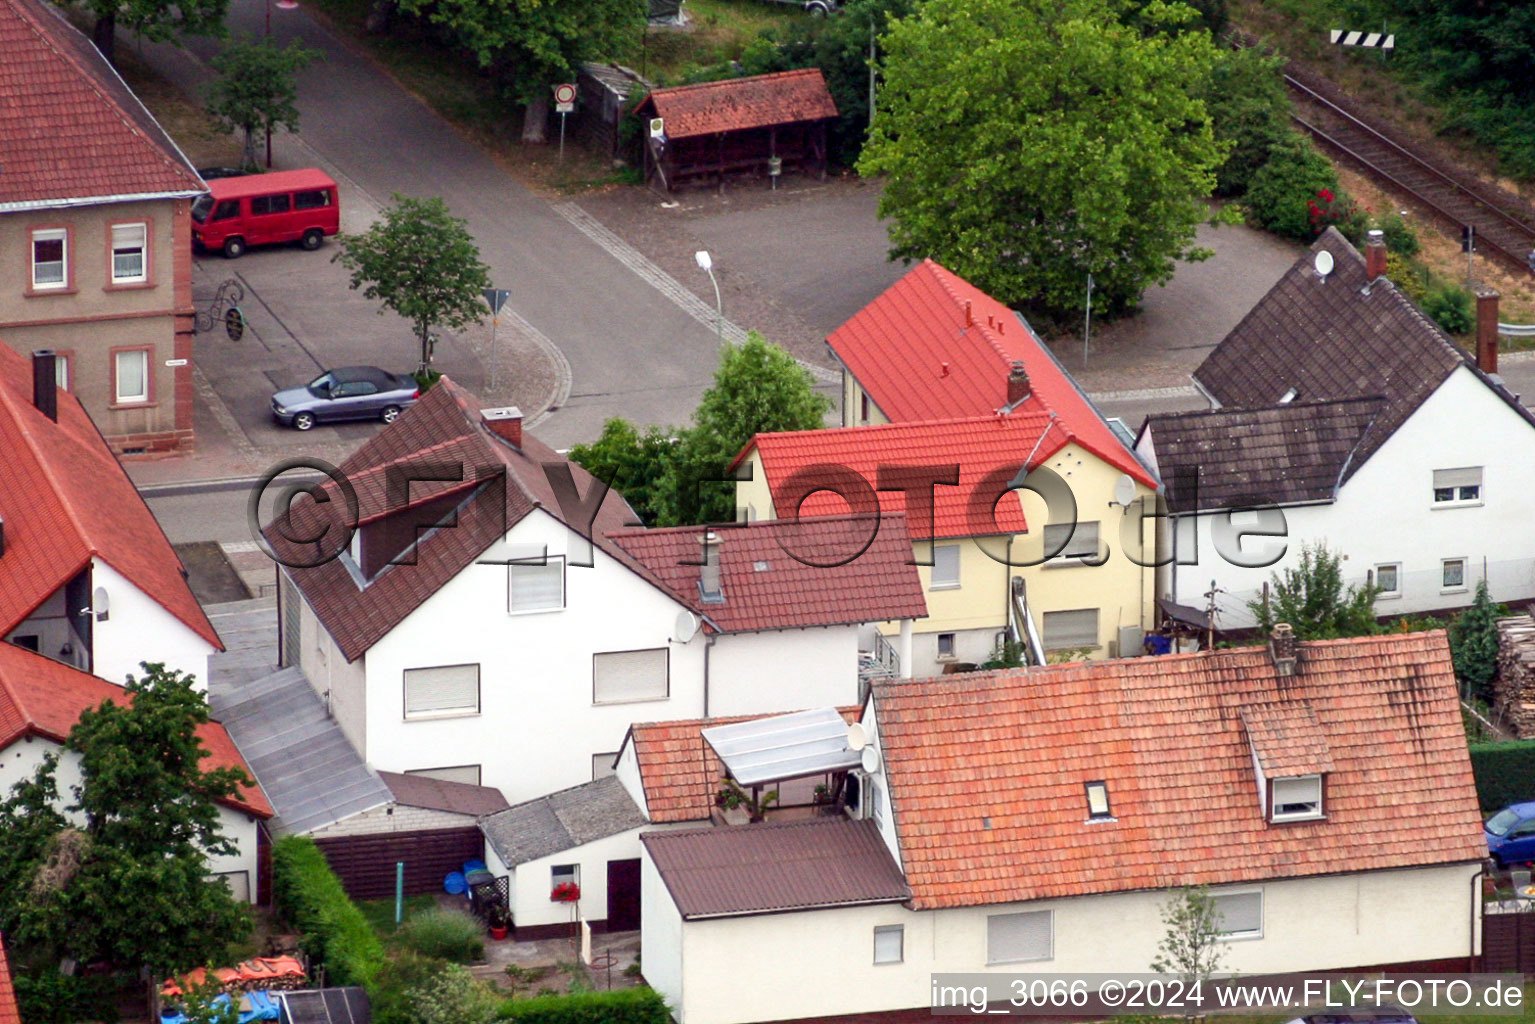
[633,0,799,84]
[356,892,439,940]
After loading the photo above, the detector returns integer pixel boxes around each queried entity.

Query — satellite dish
[673,610,700,643]
[1314,250,1335,279]
[1112,474,1136,508]
[846,722,868,752]
[860,746,882,774]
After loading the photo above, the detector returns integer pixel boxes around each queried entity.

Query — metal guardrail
[1500,323,1535,338]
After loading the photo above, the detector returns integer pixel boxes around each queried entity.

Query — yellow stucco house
[731,260,1161,677]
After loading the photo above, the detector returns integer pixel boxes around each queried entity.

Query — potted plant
[487,904,510,940]
[550,881,581,903]
[812,783,832,806]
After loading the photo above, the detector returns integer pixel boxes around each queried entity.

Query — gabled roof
[605,515,926,632]
[1192,229,1535,481]
[1240,703,1335,777]
[872,631,1483,910]
[734,413,1061,540]
[1138,397,1385,513]
[0,934,16,1024]
[825,259,1152,486]
[0,345,219,649]
[642,818,909,919]
[0,642,272,818]
[619,707,861,823]
[480,776,646,869]
[378,770,508,818]
[270,379,643,662]
[636,68,838,140]
[0,0,203,210]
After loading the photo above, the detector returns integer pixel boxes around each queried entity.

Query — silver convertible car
[271,366,420,430]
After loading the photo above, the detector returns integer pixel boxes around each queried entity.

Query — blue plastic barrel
[444,871,468,895]
[462,859,486,875]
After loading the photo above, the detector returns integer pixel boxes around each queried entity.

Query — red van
[190,169,340,259]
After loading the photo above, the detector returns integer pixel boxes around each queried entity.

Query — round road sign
[553,83,577,105]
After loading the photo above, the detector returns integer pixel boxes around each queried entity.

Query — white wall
[662,862,1479,1024]
[1158,368,1535,628]
[641,847,684,1018]
[90,559,218,689]
[615,740,647,818]
[295,584,368,756]
[510,827,645,929]
[709,627,861,716]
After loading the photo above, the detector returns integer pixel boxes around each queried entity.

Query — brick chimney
[1365,229,1387,281]
[31,350,57,423]
[1269,622,1298,677]
[481,407,523,448]
[699,531,724,604]
[1476,286,1500,375]
[1007,361,1030,406]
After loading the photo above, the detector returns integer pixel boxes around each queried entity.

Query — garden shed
[634,68,839,191]
[574,63,652,161]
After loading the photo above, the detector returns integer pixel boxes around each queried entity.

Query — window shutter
[1213,891,1262,935]
[987,911,1052,963]
[509,558,564,612]
[1433,467,1482,489]
[1044,521,1099,559]
[1042,609,1099,650]
[932,545,960,586]
[404,664,479,716]
[1271,775,1321,816]
[873,926,903,964]
[593,649,669,703]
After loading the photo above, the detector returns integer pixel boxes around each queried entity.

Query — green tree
[205,36,322,170]
[1204,47,1291,197]
[77,0,228,65]
[333,195,491,372]
[1248,542,1381,640]
[0,665,252,987]
[858,0,1226,319]
[1242,132,1339,240]
[1150,886,1226,984]
[567,418,676,527]
[1451,580,1505,703]
[654,332,831,526]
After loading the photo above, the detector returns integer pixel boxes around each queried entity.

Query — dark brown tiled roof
[874,631,1485,910]
[1192,228,1535,481]
[1139,397,1384,513]
[642,817,909,918]
[378,770,509,817]
[0,0,203,207]
[270,379,642,662]
[636,68,838,139]
[605,515,926,633]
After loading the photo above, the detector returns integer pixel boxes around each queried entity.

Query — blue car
[271,366,419,431]
[1484,802,1535,867]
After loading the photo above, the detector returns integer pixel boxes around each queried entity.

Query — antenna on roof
[1313,250,1335,282]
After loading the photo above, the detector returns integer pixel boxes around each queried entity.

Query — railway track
[1281,70,1535,278]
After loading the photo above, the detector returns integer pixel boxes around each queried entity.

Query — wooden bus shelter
[635,68,839,192]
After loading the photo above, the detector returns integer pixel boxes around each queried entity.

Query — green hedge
[271,835,386,987]
[1468,740,1535,812]
[497,987,670,1023]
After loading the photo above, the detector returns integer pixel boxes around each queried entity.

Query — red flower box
[551,882,581,903]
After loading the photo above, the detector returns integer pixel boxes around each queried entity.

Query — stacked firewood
[1494,615,1535,737]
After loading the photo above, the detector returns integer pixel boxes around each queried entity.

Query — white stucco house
[0,346,221,686]
[641,629,1486,1024]
[269,379,927,808]
[1136,228,1535,631]
[0,641,272,903]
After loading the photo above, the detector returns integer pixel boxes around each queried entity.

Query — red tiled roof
[874,631,1484,910]
[826,260,1152,487]
[623,707,861,823]
[606,515,926,633]
[0,642,273,818]
[0,345,220,650]
[1240,703,1335,777]
[637,69,838,140]
[0,934,17,1024]
[0,0,203,207]
[271,379,644,662]
[735,414,1060,539]
[642,818,909,918]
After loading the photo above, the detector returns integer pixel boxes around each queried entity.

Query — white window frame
[1441,557,1468,594]
[1042,608,1100,652]
[592,648,670,705]
[1269,774,1323,822]
[865,775,884,827]
[1432,467,1483,508]
[986,910,1053,965]
[403,663,480,720]
[114,349,150,404]
[930,544,961,590]
[1085,780,1112,821]
[31,228,67,289]
[1043,520,1100,566]
[110,222,148,283]
[54,354,70,392]
[873,925,904,965]
[1211,890,1264,941]
[552,863,579,888]
[508,555,565,614]
[1374,562,1401,599]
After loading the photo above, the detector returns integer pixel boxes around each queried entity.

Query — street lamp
[695,250,722,345]
[264,0,301,168]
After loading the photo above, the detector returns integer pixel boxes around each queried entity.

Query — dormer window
[1084,781,1112,821]
[1269,775,1323,822]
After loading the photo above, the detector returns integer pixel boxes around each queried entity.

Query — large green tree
[333,195,492,372]
[858,0,1226,319]
[206,36,322,170]
[0,665,252,996]
[1204,46,1291,197]
[1248,542,1380,641]
[567,418,676,528]
[1451,580,1505,703]
[78,0,227,65]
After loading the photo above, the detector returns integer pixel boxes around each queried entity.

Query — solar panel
[279,987,370,1024]
[703,707,861,786]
